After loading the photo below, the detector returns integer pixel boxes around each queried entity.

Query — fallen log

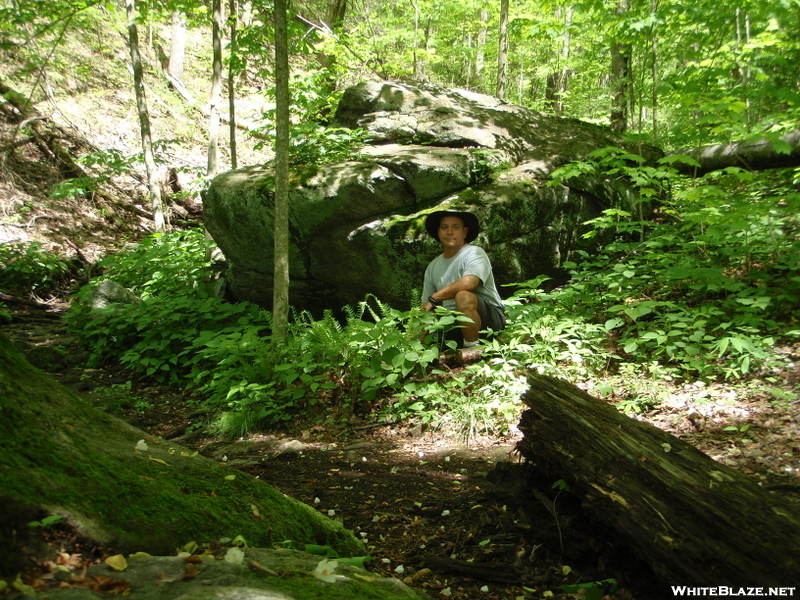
[671,130,800,176]
[0,292,58,310]
[517,375,800,589]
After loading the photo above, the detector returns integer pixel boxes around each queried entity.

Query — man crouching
[421,210,506,348]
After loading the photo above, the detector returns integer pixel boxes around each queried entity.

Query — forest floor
[4,302,800,600]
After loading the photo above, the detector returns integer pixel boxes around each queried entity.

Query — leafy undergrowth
[5,304,800,600]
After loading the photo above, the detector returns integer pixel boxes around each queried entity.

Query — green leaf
[306,544,339,558]
[658,154,701,168]
[28,515,64,528]
[334,556,371,570]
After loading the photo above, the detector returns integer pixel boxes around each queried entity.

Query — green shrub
[65,288,266,386]
[0,241,73,296]
[95,229,214,298]
[64,229,254,386]
[522,155,800,381]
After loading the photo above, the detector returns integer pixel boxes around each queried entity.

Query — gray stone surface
[84,278,141,310]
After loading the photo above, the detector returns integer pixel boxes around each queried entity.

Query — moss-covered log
[0,332,361,574]
[517,375,800,588]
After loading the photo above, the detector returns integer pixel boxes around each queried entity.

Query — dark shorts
[442,296,506,347]
[477,296,506,333]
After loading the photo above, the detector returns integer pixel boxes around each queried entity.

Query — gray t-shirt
[422,244,504,310]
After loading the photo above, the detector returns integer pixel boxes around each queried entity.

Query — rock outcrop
[204,80,661,313]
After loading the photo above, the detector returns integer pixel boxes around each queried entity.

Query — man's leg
[454,290,481,343]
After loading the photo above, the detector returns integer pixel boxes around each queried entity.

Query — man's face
[438,216,468,253]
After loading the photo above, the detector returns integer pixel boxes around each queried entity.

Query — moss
[0,332,362,568]
[265,573,427,600]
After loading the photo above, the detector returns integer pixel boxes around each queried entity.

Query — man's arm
[422,275,480,311]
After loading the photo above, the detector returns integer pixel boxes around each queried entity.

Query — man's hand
[423,276,480,310]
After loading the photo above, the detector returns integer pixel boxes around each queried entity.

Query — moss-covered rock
[203,80,662,314]
[0,333,362,575]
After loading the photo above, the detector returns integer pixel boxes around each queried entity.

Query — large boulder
[203,80,661,313]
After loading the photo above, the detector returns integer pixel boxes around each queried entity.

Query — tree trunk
[207,0,224,179]
[610,0,630,133]
[228,0,238,170]
[670,130,800,176]
[496,0,509,98]
[516,374,800,588]
[476,8,488,84]
[272,0,290,345]
[0,333,361,574]
[545,6,572,116]
[411,0,425,81]
[464,32,473,86]
[168,10,186,82]
[422,17,432,83]
[126,0,165,232]
[649,0,659,141]
[544,73,560,113]
[240,0,253,27]
[325,0,347,29]
[544,69,570,116]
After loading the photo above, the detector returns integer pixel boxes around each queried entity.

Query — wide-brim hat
[425,210,480,243]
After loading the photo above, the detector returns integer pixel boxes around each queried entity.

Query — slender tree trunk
[796,4,800,89]
[168,10,186,82]
[476,8,487,84]
[272,0,291,345]
[496,0,509,98]
[228,0,238,170]
[207,0,224,178]
[411,0,424,81]
[544,73,558,111]
[734,8,752,125]
[560,6,572,108]
[421,16,432,82]
[125,0,165,233]
[545,6,572,115]
[240,1,252,28]
[464,32,473,86]
[650,0,658,141]
[610,0,631,133]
